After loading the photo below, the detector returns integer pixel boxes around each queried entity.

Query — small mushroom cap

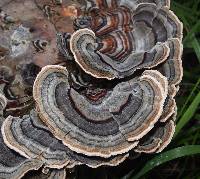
[0,120,43,179]
[156,110,177,153]
[33,65,168,157]
[160,96,176,123]
[134,117,176,153]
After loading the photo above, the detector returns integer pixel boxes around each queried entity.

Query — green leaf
[191,37,200,64]
[175,91,200,137]
[177,79,200,119]
[131,145,200,179]
[183,20,200,44]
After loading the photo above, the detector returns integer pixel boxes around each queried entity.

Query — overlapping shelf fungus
[0,0,182,178]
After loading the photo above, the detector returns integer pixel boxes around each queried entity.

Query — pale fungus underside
[0,0,182,178]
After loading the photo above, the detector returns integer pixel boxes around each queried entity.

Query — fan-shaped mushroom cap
[2,110,129,168]
[158,38,183,96]
[142,70,176,123]
[70,1,182,79]
[135,114,176,153]
[2,112,71,169]
[2,95,40,179]
[70,28,169,79]
[160,95,176,123]
[156,38,182,123]
[33,65,167,157]
[0,120,43,179]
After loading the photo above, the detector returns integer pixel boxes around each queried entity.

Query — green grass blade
[191,37,200,64]
[175,91,200,137]
[131,145,200,179]
[183,20,200,44]
[177,79,200,119]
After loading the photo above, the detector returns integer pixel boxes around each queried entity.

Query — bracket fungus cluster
[0,0,183,178]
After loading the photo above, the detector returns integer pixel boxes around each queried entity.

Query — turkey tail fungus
[0,0,182,178]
